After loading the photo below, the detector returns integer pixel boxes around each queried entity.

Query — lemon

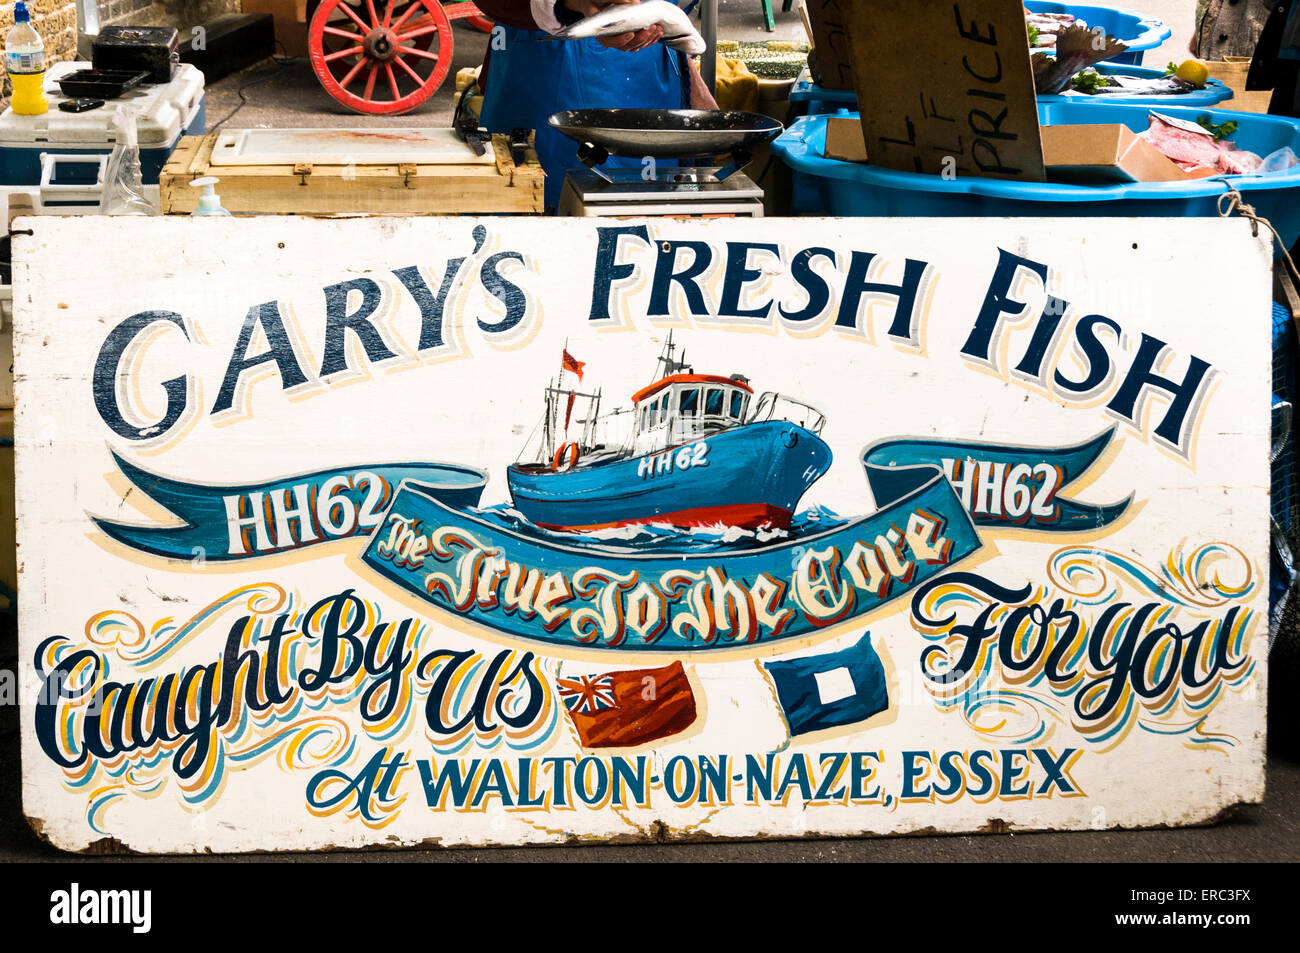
[1175,59,1210,89]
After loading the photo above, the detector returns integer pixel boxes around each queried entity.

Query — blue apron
[480,26,688,209]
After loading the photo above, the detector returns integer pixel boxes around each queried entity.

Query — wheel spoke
[323,45,364,62]
[339,55,368,88]
[397,24,440,41]
[314,0,445,112]
[403,14,438,31]
[393,53,423,85]
[338,3,371,32]
[397,44,438,61]
[390,2,423,34]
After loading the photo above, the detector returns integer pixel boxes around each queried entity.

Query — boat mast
[543,377,555,461]
[584,388,601,449]
[655,329,692,380]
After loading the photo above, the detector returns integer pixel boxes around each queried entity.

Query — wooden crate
[160,132,544,216]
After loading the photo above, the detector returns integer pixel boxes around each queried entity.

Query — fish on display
[1079,74,1195,96]
[1032,23,1128,95]
[553,0,707,55]
[1025,11,1079,33]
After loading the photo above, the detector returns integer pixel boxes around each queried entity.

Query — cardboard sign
[14,215,1269,853]
[804,0,855,91]
[847,0,1046,180]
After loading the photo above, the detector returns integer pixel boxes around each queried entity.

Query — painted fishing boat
[506,336,832,531]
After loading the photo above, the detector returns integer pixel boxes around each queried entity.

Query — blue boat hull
[506,420,832,530]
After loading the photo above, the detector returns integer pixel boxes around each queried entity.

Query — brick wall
[2,0,80,105]
[101,0,170,28]
[102,0,241,30]
[27,0,77,56]
[4,0,248,63]
[1,0,242,107]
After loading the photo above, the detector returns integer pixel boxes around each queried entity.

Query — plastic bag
[104,105,159,215]
[1258,146,1300,175]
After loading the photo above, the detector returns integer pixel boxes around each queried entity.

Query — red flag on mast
[561,348,585,381]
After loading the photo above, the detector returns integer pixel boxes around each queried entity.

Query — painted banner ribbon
[95,453,488,560]
[93,430,1125,650]
[361,459,981,651]
[864,428,1129,531]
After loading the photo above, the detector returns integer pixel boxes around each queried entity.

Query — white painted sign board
[13,216,1270,852]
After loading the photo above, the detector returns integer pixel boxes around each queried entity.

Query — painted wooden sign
[14,216,1269,852]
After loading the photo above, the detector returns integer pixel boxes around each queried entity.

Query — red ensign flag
[555,662,696,749]
[561,348,585,381]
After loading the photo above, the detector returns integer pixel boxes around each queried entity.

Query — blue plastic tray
[790,63,1232,115]
[1026,2,1171,66]
[772,102,1300,247]
[788,73,856,113]
[1036,65,1231,105]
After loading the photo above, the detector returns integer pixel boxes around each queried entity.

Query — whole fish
[553,1,707,55]
[1032,23,1128,95]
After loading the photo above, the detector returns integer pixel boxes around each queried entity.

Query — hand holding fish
[554,0,707,55]
[559,1,662,52]
[601,24,664,53]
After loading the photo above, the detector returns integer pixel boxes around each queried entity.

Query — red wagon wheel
[441,0,493,32]
[309,0,454,115]
[439,0,493,31]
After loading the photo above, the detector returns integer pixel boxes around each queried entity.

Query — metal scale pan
[548,109,783,185]
[550,109,783,159]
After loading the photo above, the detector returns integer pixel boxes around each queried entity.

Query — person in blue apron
[473,0,715,209]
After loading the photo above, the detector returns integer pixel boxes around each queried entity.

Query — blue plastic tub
[788,73,856,115]
[1036,65,1231,105]
[1026,2,1171,66]
[790,63,1231,115]
[773,102,1300,247]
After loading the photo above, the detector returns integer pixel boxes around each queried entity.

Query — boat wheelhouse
[506,336,832,531]
[628,373,753,457]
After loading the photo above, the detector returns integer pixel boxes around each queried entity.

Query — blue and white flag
[763,634,889,737]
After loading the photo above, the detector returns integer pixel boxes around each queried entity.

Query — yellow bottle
[7,2,47,116]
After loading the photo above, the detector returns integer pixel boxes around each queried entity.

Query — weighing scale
[549,109,780,218]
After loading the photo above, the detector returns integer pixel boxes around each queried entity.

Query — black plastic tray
[56,69,149,99]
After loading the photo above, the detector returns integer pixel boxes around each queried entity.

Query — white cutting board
[209,127,494,166]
